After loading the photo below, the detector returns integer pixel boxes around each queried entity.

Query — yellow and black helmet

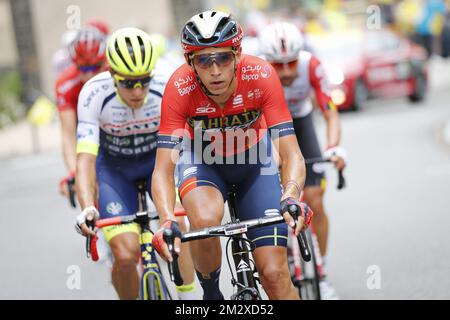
[106,27,157,76]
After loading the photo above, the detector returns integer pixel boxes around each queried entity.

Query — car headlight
[328,70,345,86]
[331,89,346,105]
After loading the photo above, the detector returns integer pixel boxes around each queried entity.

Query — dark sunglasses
[78,64,103,73]
[271,60,298,70]
[114,75,152,89]
[191,51,235,69]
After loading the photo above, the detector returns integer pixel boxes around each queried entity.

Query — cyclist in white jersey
[74,27,196,300]
[259,22,347,300]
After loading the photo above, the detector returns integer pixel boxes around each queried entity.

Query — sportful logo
[247,91,254,100]
[183,167,198,178]
[232,94,244,108]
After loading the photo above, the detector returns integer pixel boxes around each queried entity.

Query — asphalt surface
[1,68,449,300]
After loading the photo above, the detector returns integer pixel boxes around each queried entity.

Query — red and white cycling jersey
[282,51,334,118]
[157,54,295,157]
[55,65,84,113]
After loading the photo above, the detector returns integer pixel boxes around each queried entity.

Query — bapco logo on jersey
[242,73,259,81]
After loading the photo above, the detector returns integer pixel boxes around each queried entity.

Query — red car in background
[307,29,428,111]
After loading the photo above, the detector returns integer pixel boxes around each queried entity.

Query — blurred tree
[9,0,41,108]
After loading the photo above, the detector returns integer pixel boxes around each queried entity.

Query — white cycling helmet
[259,22,304,63]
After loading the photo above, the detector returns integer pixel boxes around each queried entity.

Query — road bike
[288,157,346,300]
[165,184,311,300]
[86,179,184,300]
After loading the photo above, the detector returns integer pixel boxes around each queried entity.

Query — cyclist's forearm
[324,110,341,148]
[152,149,178,222]
[153,173,177,222]
[62,131,77,173]
[278,136,306,199]
[59,110,77,172]
[76,153,97,209]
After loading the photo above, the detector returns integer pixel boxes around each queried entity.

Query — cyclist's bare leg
[303,186,328,257]
[108,232,140,300]
[182,186,224,274]
[176,216,195,285]
[253,246,300,300]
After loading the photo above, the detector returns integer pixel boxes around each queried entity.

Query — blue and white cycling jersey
[76,70,167,159]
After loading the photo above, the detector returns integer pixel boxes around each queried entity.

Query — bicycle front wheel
[298,229,321,300]
[142,271,170,300]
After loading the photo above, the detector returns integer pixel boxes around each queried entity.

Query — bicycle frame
[92,180,173,300]
[139,223,171,300]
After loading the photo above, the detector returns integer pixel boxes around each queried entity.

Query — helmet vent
[125,37,136,66]
[115,39,132,72]
[137,35,145,66]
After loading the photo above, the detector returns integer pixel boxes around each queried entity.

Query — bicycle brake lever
[68,178,77,208]
[288,204,312,262]
[85,219,95,259]
[163,229,183,286]
[337,169,346,190]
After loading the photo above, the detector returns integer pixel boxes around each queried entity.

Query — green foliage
[0,70,24,128]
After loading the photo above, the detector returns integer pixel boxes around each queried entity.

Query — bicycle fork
[227,187,261,300]
[230,237,260,300]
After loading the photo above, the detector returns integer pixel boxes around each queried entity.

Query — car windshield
[309,30,403,62]
[313,41,362,61]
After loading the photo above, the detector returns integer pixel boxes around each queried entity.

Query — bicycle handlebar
[304,157,346,190]
[95,207,187,229]
[179,214,311,260]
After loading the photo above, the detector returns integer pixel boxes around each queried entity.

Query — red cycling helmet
[69,27,106,66]
[181,11,244,55]
[86,18,110,35]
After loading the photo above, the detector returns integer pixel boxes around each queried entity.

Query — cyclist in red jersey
[55,27,107,197]
[151,11,313,300]
[259,22,347,299]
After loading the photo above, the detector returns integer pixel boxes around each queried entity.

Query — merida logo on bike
[236,260,251,273]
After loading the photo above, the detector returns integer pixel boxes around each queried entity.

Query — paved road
[1,70,449,300]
